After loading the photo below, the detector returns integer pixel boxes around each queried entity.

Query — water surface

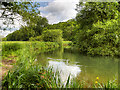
[37,48,118,83]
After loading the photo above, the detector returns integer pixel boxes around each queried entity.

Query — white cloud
[0,30,14,37]
[39,0,79,24]
[0,13,25,29]
[0,10,26,37]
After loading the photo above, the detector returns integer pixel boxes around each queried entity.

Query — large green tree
[33,17,48,35]
[5,16,48,41]
[76,2,119,29]
[1,1,48,40]
[74,2,120,56]
[0,1,41,29]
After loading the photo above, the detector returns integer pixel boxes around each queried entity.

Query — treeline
[46,19,78,41]
[3,18,77,43]
[3,2,120,56]
[3,16,48,41]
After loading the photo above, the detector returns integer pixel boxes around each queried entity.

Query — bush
[29,36,43,41]
[2,42,22,56]
[42,29,63,46]
[2,37,7,41]
[75,19,120,56]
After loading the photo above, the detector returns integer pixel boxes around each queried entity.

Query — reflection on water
[48,60,81,84]
[37,48,119,83]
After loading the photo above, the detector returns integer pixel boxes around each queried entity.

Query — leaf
[65,74,70,88]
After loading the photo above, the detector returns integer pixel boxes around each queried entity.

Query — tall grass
[2,41,119,88]
[2,41,59,57]
[2,43,69,88]
[2,41,61,88]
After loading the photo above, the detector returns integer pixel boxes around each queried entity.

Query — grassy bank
[2,41,59,57]
[2,41,62,88]
[1,41,118,88]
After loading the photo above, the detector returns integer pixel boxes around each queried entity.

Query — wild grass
[2,41,59,57]
[2,43,70,88]
[1,41,119,89]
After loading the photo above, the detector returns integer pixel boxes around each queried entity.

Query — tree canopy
[74,2,120,56]
[6,26,36,41]
[76,2,119,29]
[47,19,78,41]
[0,2,41,29]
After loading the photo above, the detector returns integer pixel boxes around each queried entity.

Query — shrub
[2,37,7,41]
[29,36,43,41]
[2,42,22,56]
[42,29,63,46]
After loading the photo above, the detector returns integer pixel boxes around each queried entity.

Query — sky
[0,0,79,37]
[39,0,79,24]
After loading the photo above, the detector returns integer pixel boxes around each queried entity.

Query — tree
[76,2,119,29]
[33,17,48,35]
[6,26,36,41]
[42,29,63,46]
[47,19,77,41]
[74,2,120,56]
[0,1,41,30]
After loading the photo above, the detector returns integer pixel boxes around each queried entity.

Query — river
[37,48,118,84]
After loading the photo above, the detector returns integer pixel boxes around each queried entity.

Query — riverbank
[1,41,59,78]
[1,58,15,80]
[2,41,71,88]
[1,41,118,88]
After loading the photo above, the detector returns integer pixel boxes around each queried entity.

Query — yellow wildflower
[95,81,98,84]
[96,77,99,80]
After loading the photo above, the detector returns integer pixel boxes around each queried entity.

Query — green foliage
[74,2,120,56]
[2,41,118,88]
[63,41,73,49]
[42,29,63,46]
[76,2,119,29]
[6,26,36,41]
[47,19,77,41]
[29,36,43,41]
[75,19,120,56]
[0,2,41,29]
[2,42,60,88]
[2,37,7,41]
[5,15,48,41]
[2,42,22,56]
[1,2,48,37]
[2,41,60,57]
[2,43,21,52]
[33,17,48,35]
